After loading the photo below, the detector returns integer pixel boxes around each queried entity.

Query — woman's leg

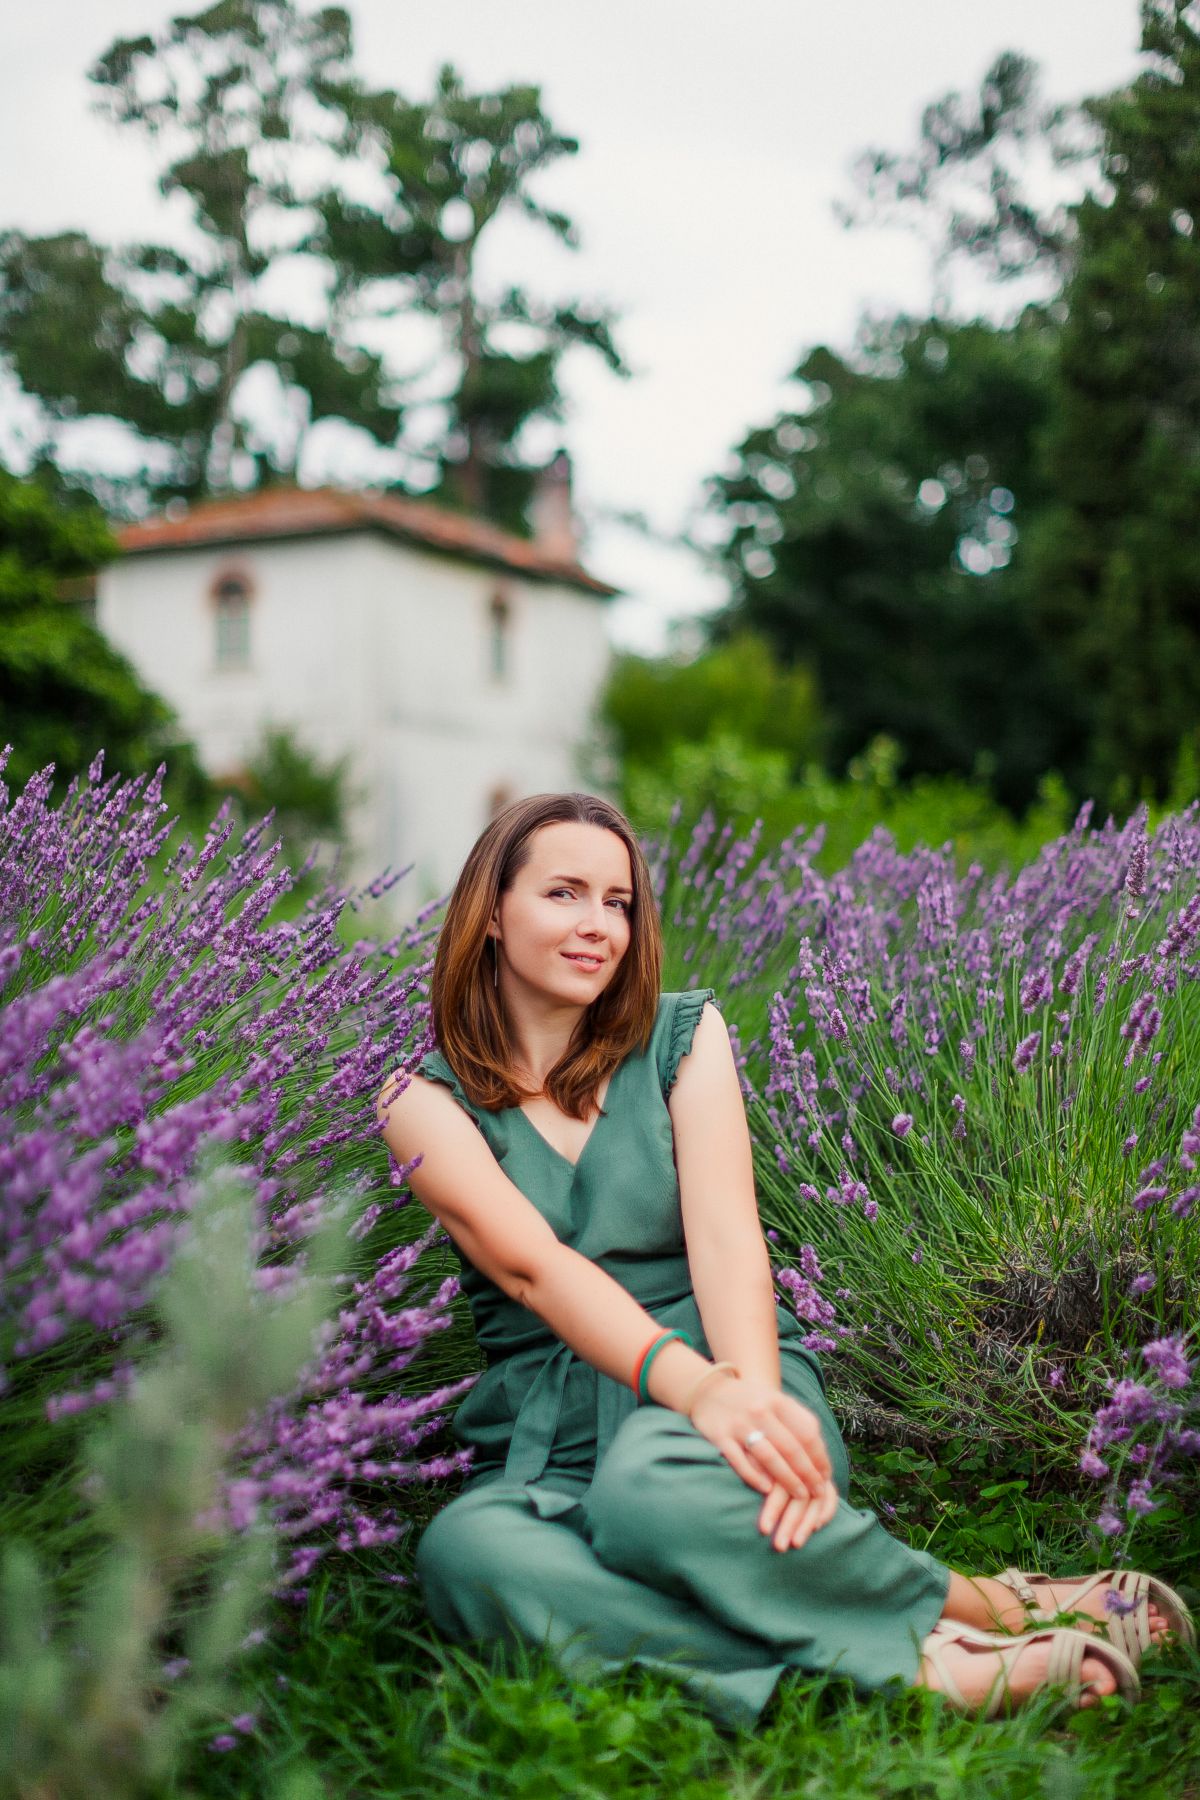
[584,1403,950,1694]
[415,1477,796,1728]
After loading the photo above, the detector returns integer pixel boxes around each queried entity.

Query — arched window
[214,573,251,669]
[487,590,511,682]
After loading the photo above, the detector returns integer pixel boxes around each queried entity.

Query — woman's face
[492,821,633,1007]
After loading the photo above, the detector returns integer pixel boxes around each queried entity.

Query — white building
[96,472,618,898]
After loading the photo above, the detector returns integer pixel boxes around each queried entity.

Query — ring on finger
[744,1429,766,1450]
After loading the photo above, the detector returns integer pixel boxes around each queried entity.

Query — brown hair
[431,792,662,1118]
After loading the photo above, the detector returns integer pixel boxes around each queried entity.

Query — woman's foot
[996,1571,1172,1646]
[918,1622,1137,1717]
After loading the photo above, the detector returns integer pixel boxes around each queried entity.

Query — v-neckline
[514,1061,620,1174]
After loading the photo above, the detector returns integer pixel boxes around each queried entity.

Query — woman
[378,793,1188,1726]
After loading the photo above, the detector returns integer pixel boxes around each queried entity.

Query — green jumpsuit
[415,989,950,1727]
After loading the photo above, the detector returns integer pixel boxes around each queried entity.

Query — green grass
[174,1445,1200,1800]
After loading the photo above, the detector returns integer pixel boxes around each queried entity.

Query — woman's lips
[562,952,604,969]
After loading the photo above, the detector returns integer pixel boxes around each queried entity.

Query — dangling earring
[491,938,499,989]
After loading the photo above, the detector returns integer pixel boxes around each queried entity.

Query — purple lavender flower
[1141,1336,1193,1389]
[1020,966,1053,1013]
[1126,1478,1158,1517]
[1125,831,1149,900]
[0,751,465,1581]
[1012,1031,1041,1074]
[891,1114,913,1138]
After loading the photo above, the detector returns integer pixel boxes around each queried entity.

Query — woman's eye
[606,897,629,912]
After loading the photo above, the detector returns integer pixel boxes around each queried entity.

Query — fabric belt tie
[503,1341,637,1486]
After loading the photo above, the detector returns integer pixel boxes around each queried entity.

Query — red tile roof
[115,485,619,597]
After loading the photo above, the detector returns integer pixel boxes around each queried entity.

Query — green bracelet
[636,1328,694,1404]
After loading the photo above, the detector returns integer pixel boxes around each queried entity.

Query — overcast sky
[1,1,1144,649]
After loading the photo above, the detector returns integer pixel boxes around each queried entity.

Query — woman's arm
[669,1003,782,1385]
[670,1006,839,1550]
[377,1070,828,1506]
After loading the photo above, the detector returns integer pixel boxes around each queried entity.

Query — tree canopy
[0,4,620,536]
[706,0,1200,814]
[0,472,205,800]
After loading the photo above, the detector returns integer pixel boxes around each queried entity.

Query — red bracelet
[631,1329,672,1397]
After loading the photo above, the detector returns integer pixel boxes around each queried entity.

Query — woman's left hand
[758,1475,839,1552]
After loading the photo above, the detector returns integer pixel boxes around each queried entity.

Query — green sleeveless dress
[414,990,950,1727]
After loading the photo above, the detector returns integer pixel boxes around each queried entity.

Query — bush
[648,798,1200,1573]
[0,746,471,1598]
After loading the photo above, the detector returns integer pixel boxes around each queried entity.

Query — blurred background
[2,0,1196,895]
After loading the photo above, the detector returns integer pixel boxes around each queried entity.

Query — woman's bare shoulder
[375,1066,478,1147]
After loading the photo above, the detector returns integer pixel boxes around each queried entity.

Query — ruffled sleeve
[415,1048,482,1124]
[655,988,720,1098]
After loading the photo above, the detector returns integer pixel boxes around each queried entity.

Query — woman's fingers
[758,1481,790,1538]
[761,1483,834,1552]
[778,1397,833,1481]
[745,1421,825,1502]
[723,1440,774,1497]
[792,1479,839,1548]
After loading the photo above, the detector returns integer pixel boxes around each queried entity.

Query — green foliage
[232,724,357,871]
[708,311,1065,811]
[1,20,619,531]
[0,3,400,511]
[604,634,822,773]
[325,63,626,532]
[1023,0,1200,810]
[0,472,206,809]
[0,1160,347,1800]
[619,724,1073,882]
[843,49,1088,286]
[707,8,1200,816]
[173,1553,1200,1798]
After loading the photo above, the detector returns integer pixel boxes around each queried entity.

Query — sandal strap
[997,1567,1038,1607]
[997,1563,1195,1659]
[922,1622,970,1710]
[1043,1628,1083,1693]
[1106,1569,1152,1662]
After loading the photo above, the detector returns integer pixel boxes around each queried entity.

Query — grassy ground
[175,1441,1200,1800]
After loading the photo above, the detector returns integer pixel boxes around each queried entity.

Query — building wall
[96,530,612,899]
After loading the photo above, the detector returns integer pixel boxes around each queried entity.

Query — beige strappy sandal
[921,1619,1140,1718]
[993,1567,1196,1665]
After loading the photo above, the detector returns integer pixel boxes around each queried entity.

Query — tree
[842,49,1095,296]
[1025,0,1200,807]
[603,634,822,775]
[707,312,1065,810]
[231,722,356,869]
[0,472,206,803]
[0,2,403,512]
[320,64,626,532]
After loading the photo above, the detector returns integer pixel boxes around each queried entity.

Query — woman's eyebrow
[547,873,633,896]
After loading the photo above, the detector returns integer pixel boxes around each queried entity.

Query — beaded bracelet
[633,1327,693,1404]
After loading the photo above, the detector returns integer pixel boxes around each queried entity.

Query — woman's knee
[415,1487,508,1599]
[586,1409,713,1571]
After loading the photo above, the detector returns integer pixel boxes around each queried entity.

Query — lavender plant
[652,801,1200,1546]
[0,1162,346,1800]
[0,747,473,1591]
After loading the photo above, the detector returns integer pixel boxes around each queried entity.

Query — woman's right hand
[688,1372,833,1507]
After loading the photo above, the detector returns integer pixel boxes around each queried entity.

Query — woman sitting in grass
[378,792,1192,1725]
